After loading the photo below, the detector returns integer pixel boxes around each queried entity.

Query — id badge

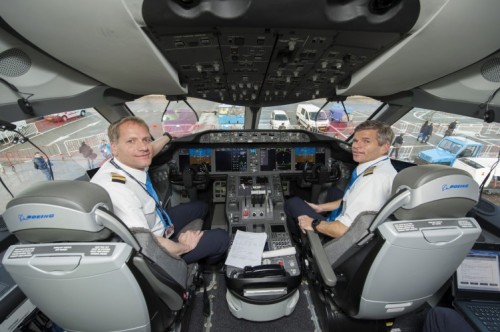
[164,224,175,239]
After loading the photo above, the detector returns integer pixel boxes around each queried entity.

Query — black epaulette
[362,166,376,177]
[111,172,126,184]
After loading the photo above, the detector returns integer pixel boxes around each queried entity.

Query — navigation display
[178,148,212,172]
[215,148,248,172]
[294,147,326,170]
[260,147,292,171]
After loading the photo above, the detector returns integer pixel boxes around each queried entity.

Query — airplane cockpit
[0,0,499,331]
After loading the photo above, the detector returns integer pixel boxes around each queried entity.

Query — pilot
[91,116,229,264]
[284,120,397,242]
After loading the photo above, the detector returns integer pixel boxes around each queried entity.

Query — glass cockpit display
[178,148,212,172]
[260,148,292,171]
[176,145,329,173]
[215,148,248,172]
[294,147,326,170]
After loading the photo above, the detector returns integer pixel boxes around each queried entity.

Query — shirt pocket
[143,199,157,229]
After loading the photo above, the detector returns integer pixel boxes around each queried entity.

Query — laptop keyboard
[468,304,500,331]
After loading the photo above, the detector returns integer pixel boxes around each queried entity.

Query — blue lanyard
[109,159,172,227]
[327,157,389,221]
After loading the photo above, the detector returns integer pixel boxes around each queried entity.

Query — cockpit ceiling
[145,28,404,107]
[2,0,499,114]
[143,0,420,107]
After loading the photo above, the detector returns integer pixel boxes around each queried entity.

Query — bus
[0,1,499,332]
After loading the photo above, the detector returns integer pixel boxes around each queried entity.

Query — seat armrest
[306,230,337,287]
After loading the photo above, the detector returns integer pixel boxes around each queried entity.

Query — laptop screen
[454,242,500,302]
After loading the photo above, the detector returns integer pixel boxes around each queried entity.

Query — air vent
[369,0,402,15]
[0,48,31,77]
[481,58,500,82]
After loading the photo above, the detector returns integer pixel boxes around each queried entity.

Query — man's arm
[152,135,172,157]
[155,230,203,256]
[307,199,341,213]
[298,215,348,238]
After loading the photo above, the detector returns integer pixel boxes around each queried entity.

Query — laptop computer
[453,242,500,332]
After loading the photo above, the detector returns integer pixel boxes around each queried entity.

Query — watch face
[312,219,320,232]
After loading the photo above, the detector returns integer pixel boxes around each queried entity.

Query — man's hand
[298,215,314,233]
[177,230,203,252]
[306,201,322,213]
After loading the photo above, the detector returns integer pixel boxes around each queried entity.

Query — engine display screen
[215,148,248,172]
[260,147,292,171]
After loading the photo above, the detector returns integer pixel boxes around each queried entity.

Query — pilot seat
[1,180,202,332]
[302,164,482,331]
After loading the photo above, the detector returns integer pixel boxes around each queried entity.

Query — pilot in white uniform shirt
[91,158,165,236]
[336,156,397,228]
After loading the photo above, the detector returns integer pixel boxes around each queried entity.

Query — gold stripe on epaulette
[362,166,376,176]
[111,172,126,184]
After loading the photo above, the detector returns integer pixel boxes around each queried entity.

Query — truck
[162,108,197,138]
[414,136,483,165]
[452,157,499,191]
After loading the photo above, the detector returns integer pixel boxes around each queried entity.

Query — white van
[270,110,290,129]
[453,157,500,190]
[295,104,329,131]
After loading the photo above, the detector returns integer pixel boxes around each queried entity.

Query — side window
[0,108,110,216]
[389,108,499,163]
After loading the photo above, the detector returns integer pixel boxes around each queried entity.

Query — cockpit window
[0,108,110,215]
[257,96,382,139]
[126,96,246,137]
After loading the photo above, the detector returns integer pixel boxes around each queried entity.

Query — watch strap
[163,131,173,141]
[312,219,321,233]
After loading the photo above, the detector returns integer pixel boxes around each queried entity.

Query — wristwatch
[163,131,173,141]
[311,219,321,233]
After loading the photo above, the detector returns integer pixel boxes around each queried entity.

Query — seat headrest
[4,180,113,242]
[392,165,479,220]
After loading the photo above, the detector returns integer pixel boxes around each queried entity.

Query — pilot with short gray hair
[285,120,397,241]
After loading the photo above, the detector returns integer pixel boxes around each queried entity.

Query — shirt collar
[356,155,388,175]
[112,158,148,184]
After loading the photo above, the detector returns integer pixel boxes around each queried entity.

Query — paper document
[225,230,267,269]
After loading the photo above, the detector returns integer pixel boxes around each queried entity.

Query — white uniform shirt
[337,156,397,228]
[90,159,165,236]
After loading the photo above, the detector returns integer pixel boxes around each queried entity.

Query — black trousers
[284,188,344,240]
[168,201,230,264]
[422,307,474,332]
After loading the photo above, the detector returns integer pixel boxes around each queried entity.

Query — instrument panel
[175,145,330,174]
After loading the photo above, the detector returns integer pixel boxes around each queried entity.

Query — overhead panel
[142,0,419,106]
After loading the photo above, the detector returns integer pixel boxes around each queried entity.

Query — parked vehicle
[328,104,352,123]
[415,136,483,165]
[45,110,86,122]
[217,104,245,129]
[295,104,329,131]
[162,108,197,138]
[270,110,290,129]
[453,157,500,191]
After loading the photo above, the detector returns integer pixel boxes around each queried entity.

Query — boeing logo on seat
[18,213,55,222]
[441,184,469,191]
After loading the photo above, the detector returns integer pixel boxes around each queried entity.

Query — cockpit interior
[0,1,499,331]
